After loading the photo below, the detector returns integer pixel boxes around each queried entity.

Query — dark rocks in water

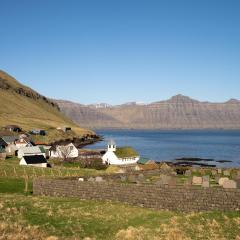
[176,157,214,162]
[173,161,216,168]
[216,160,232,163]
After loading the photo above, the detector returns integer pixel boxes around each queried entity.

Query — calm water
[86,129,240,167]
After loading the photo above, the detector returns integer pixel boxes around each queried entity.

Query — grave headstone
[159,163,175,175]
[95,176,104,182]
[78,178,84,182]
[236,179,240,188]
[215,175,221,183]
[202,181,210,188]
[88,177,95,182]
[168,177,177,186]
[223,180,237,189]
[218,177,229,186]
[202,175,210,188]
[223,170,230,176]
[120,176,127,182]
[185,170,192,176]
[203,175,210,181]
[211,169,217,176]
[137,174,145,182]
[192,176,203,185]
[184,177,192,186]
[155,175,172,186]
[128,175,137,183]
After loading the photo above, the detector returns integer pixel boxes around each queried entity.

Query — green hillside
[0,70,93,138]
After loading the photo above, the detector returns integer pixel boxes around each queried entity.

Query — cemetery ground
[0,158,240,239]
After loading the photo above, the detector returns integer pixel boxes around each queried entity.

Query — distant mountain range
[55,95,240,129]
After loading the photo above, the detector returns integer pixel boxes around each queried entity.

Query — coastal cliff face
[56,95,240,129]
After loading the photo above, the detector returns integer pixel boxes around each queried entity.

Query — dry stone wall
[33,178,240,212]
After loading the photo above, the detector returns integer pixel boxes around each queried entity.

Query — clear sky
[1,0,240,104]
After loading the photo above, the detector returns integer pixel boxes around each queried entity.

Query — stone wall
[33,178,240,212]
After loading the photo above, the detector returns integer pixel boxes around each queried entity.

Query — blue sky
[1,0,240,104]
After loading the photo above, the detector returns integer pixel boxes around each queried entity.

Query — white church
[102,140,140,165]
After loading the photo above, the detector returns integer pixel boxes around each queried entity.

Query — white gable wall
[50,143,78,158]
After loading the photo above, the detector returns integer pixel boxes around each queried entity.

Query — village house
[18,146,46,158]
[30,129,46,136]
[50,143,78,159]
[57,127,71,132]
[0,136,18,156]
[3,125,22,132]
[0,136,18,145]
[35,144,51,159]
[20,155,48,168]
[0,146,6,160]
[102,140,140,165]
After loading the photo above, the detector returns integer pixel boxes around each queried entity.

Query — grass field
[0,157,240,239]
[0,193,240,240]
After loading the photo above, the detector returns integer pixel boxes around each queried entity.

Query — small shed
[20,155,47,168]
[30,129,46,136]
[4,125,22,132]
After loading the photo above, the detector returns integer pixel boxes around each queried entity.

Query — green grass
[0,194,239,240]
[0,177,32,194]
[115,146,139,158]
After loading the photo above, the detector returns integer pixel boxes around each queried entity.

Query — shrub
[79,158,107,170]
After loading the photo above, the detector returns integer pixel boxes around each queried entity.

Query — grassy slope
[0,70,92,136]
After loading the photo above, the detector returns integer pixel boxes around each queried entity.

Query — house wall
[33,178,240,212]
[102,151,139,165]
[50,144,78,158]
[5,145,17,156]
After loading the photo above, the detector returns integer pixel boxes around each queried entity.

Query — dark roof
[23,155,47,164]
[0,138,7,147]
[1,136,18,144]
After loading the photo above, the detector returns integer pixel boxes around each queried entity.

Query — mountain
[88,103,112,109]
[0,70,92,136]
[56,95,240,129]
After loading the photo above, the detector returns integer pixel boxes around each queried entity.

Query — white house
[102,140,140,165]
[18,146,46,159]
[50,143,78,158]
[20,155,48,168]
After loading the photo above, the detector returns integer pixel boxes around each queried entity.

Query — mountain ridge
[55,95,240,129]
